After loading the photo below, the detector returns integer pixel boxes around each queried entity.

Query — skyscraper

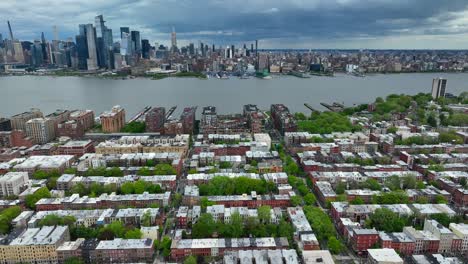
[75,27,88,70]
[431,78,447,99]
[94,15,113,68]
[120,27,129,39]
[189,43,195,55]
[141,39,150,59]
[131,31,141,56]
[7,21,14,40]
[85,24,98,70]
[120,32,132,56]
[41,32,48,63]
[171,27,177,52]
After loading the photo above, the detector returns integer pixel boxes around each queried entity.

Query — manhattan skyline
[3,0,468,49]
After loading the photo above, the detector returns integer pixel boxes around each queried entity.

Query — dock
[320,102,345,112]
[165,106,177,120]
[304,103,320,113]
[128,106,152,123]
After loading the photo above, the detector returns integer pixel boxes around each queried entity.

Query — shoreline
[1,70,467,80]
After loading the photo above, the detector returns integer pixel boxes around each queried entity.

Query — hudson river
[1,73,467,117]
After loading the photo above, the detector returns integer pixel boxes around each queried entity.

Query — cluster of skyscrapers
[0,16,264,73]
[0,16,162,70]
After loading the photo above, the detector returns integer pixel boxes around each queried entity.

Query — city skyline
[3,0,468,49]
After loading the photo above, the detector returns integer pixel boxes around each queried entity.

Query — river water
[0,73,467,117]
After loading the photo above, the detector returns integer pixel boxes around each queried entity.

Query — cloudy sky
[3,0,468,49]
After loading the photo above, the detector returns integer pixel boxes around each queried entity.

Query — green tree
[25,187,51,209]
[363,178,382,191]
[141,211,151,227]
[154,164,177,175]
[385,175,401,191]
[304,193,317,205]
[430,214,450,227]
[402,175,417,189]
[298,112,362,134]
[121,121,146,133]
[183,256,197,264]
[192,213,216,238]
[327,236,343,254]
[38,215,76,227]
[439,131,463,144]
[335,182,346,194]
[387,127,398,134]
[107,221,125,238]
[226,212,243,238]
[290,196,303,206]
[124,228,142,239]
[427,113,437,127]
[70,183,87,196]
[159,236,172,258]
[350,197,365,205]
[303,206,336,241]
[434,194,448,204]
[133,180,146,194]
[64,257,84,264]
[415,196,429,204]
[0,206,21,234]
[366,208,406,232]
[460,177,467,188]
[63,168,77,174]
[120,182,135,194]
[372,191,409,204]
[137,167,153,176]
[257,206,272,224]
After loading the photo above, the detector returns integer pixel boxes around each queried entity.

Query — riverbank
[1,72,467,118]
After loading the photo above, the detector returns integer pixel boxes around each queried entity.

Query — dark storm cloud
[2,0,468,48]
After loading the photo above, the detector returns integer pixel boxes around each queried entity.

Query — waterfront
[1,73,467,117]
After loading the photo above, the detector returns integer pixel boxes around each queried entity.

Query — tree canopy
[198,176,276,196]
[298,112,361,134]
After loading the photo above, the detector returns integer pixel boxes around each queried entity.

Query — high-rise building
[201,106,217,127]
[131,31,141,56]
[31,41,44,66]
[75,30,89,70]
[120,27,130,39]
[141,39,150,59]
[145,107,166,133]
[10,109,43,131]
[181,107,197,134]
[431,78,447,99]
[13,41,24,63]
[25,118,56,144]
[41,32,48,63]
[100,105,126,133]
[189,43,195,56]
[120,32,132,56]
[0,118,11,131]
[171,27,177,52]
[85,24,98,71]
[94,15,113,68]
[7,21,14,40]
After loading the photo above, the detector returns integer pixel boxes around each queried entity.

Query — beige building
[25,118,56,144]
[10,108,43,131]
[449,223,468,253]
[0,226,70,264]
[100,105,126,133]
[424,219,454,253]
[0,172,29,197]
[95,135,190,156]
[367,248,403,264]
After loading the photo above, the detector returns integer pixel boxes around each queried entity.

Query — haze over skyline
[3,0,468,49]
